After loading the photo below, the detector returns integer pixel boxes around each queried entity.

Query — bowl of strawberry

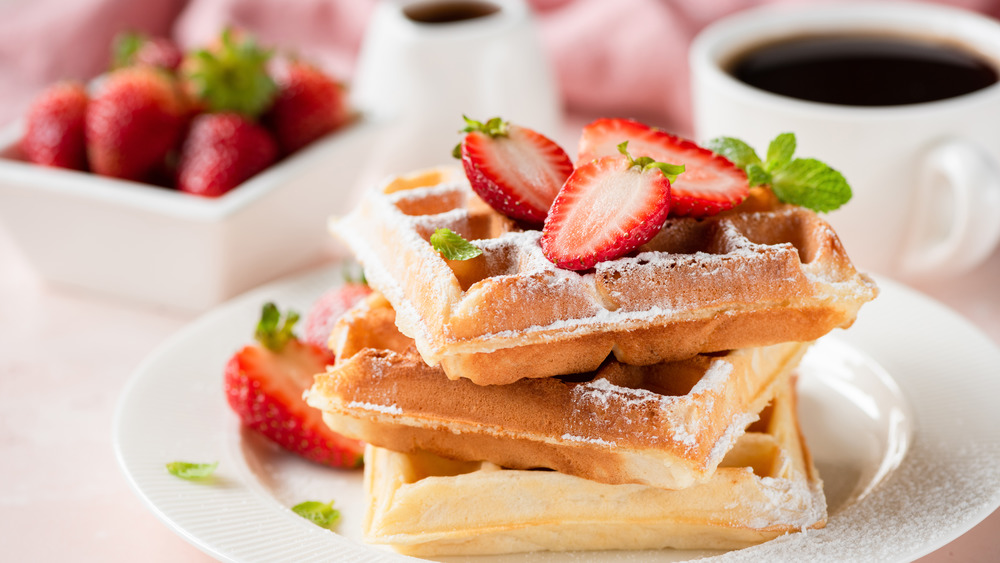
[0,30,378,312]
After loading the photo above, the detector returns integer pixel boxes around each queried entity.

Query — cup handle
[901,139,1000,276]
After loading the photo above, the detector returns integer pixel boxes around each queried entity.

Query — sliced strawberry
[578,118,748,217]
[303,282,372,351]
[224,303,364,468]
[457,116,573,225]
[541,143,678,270]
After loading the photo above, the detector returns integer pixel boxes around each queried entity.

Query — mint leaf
[771,158,852,213]
[430,228,483,260]
[708,133,851,212]
[706,137,762,169]
[765,133,795,172]
[166,461,218,480]
[745,163,770,187]
[254,302,299,352]
[292,500,340,529]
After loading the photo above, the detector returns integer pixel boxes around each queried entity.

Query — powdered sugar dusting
[707,411,759,469]
[345,401,403,415]
[561,433,616,448]
[690,360,734,396]
[335,174,877,362]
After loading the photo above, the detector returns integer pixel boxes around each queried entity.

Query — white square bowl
[0,118,380,312]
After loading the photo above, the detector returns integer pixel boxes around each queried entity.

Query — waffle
[331,167,877,385]
[361,375,826,556]
[306,294,812,490]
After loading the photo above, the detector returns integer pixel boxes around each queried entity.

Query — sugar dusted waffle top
[360,375,826,556]
[307,294,811,490]
[332,167,877,385]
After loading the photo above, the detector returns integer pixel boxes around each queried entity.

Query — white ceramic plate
[113,268,1000,562]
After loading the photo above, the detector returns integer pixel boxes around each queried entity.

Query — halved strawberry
[541,142,681,270]
[577,118,748,217]
[456,116,573,226]
[224,303,363,468]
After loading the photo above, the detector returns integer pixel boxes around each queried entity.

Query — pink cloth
[3,0,1000,135]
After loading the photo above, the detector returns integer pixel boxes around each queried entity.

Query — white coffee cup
[351,0,562,179]
[690,2,1000,279]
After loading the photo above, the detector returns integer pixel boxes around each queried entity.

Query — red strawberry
[303,282,373,351]
[263,59,350,155]
[112,32,183,71]
[541,142,680,270]
[577,118,748,217]
[456,116,573,226]
[85,67,186,181]
[177,112,277,197]
[224,303,364,468]
[20,81,89,170]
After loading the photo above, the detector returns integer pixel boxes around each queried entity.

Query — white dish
[113,268,1000,562]
[0,119,378,312]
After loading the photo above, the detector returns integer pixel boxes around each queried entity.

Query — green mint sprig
[618,141,685,183]
[430,228,483,261]
[166,461,218,480]
[292,500,341,529]
[707,133,851,212]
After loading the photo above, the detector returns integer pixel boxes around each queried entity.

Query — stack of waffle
[306,167,878,556]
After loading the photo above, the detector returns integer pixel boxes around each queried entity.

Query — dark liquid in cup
[728,34,998,106]
[404,1,500,24]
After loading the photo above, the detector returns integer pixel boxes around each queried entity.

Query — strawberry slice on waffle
[541,142,681,270]
[456,116,573,225]
[577,118,748,217]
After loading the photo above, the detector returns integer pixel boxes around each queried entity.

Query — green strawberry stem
[184,28,277,118]
[452,115,508,158]
[111,32,146,70]
[617,141,685,183]
[460,115,508,137]
[254,302,300,352]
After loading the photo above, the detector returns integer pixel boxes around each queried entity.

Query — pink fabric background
[2,0,1000,137]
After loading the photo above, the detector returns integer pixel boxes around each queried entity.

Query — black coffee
[728,34,998,106]
[404,1,500,24]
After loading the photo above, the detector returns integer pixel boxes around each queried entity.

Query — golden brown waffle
[306,294,811,490]
[331,167,877,385]
[361,375,826,556]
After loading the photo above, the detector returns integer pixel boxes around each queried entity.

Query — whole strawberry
[177,112,277,197]
[263,59,350,155]
[303,281,373,351]
[20,81,89,170]
[224,303,364,469]
[112,31,183,71]
[85,67,186,180]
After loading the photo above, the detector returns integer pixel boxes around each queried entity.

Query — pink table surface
[1,195,998,562]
